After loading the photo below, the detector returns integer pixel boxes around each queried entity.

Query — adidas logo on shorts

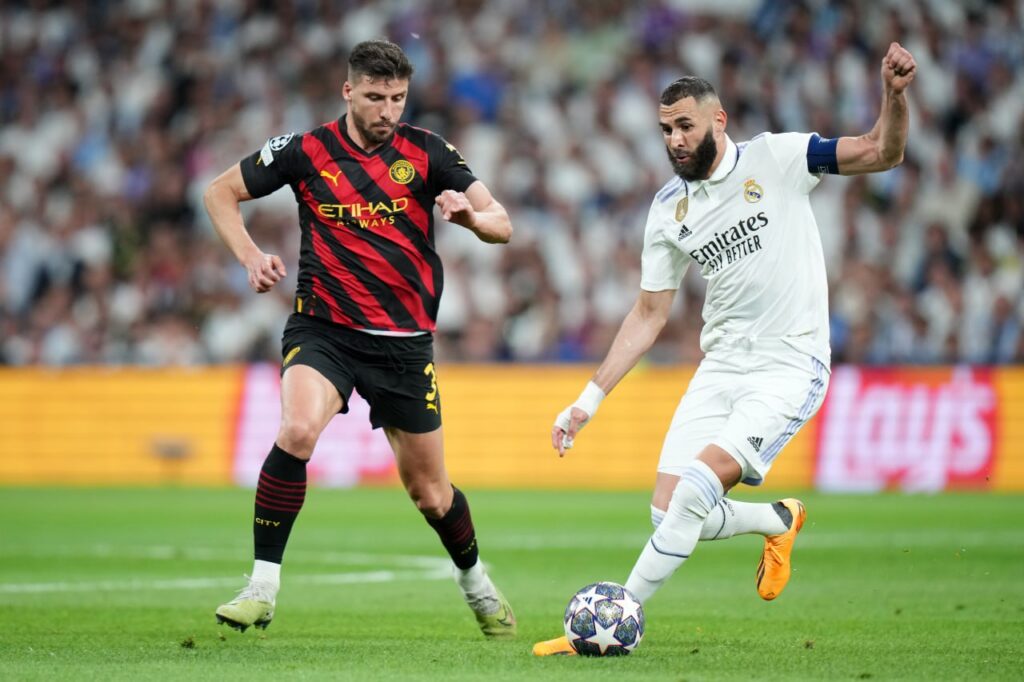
[746,436,763,452]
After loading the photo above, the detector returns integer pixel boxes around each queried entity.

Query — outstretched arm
[203,163,287,293]
[592,288,677,394]
[435,181,512,244]
[836,42,917,175]
[552,288,677,456]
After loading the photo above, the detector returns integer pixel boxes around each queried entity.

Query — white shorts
[657,349,829,486]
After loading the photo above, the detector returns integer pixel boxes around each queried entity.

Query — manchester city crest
[389,159,416,185]
[743,179,764,203]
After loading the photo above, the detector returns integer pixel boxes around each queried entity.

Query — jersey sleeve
[240,132,306,198]
[426,134,478,194]
[640,200,690,291]
[762,131,834,195]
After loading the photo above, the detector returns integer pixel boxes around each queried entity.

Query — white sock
[650,505,665,528]
[454,560,492,596]
[251,559,281,587]
[699,499,789,540]
[626,461,724,603]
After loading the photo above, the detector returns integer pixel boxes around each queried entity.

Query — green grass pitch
[1,487,1021,680]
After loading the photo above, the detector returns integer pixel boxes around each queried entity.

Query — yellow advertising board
[439,364,815,491]
[0,367,239,485]
[0,364,1021,491]
[993,368,1024,491]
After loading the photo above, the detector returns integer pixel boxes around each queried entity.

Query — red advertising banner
[815,366,998,492]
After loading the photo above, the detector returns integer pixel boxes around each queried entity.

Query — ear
[713,108,728,135]
[342,81,352,102]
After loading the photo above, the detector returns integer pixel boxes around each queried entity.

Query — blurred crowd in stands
[1,0,1022,366]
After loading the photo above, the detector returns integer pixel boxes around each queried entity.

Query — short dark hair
[348,39,414,82]
[660,77,718,106]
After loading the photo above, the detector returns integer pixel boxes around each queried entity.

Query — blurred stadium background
[0,0,1021,492]
[2,1,1024,679]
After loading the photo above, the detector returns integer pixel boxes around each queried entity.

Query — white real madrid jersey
[641,133,831,365]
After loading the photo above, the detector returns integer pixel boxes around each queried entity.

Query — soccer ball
[563,581,645,656]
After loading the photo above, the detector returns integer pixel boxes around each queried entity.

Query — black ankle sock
[771,501,793,528]
[426,486,479,570]
[253,444,307,564]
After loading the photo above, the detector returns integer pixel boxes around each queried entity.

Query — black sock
[426,486,479,570]
[771,501,794,529]
[253,444,308,564]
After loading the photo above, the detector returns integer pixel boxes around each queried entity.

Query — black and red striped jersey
[239,115,478,333]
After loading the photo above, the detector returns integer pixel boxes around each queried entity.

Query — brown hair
[348,39,414,82]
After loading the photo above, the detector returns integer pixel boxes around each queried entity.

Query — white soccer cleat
[215,577,277,632]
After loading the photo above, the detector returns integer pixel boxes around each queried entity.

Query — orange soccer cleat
[532,635,577,656]
[757,498,806,601]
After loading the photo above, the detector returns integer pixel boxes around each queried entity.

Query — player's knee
[666,480,705,522]
[412,495,447,520]
[668,461,724,521]
[276,419,321,458]
[407,483,449,519]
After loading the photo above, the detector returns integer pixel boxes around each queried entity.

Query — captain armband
[806,133,840,175]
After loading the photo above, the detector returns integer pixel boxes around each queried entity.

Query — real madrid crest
[675,196,689,222]
[389,159,416,185]
[743,179,764,203]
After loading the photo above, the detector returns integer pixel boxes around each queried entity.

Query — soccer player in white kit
[534,42,916,655]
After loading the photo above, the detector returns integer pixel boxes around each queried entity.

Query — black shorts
[280,314,441,433]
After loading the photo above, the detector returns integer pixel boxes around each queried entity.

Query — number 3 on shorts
[424,362,439,413]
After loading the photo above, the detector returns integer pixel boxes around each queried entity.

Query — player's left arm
[435,181,513,244]
[836,42,916,175]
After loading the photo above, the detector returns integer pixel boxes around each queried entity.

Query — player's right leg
[216,361,345,632]
[363,334,515,639]
[386,426,516,639]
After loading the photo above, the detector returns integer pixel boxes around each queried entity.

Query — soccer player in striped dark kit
[204,39,515,637]
[534,42,917,655]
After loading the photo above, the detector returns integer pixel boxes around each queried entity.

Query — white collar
[690,135,738,196]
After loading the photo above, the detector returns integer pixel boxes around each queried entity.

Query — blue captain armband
[807,133,839,175]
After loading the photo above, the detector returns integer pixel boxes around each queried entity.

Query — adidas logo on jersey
[677,224,692,240]
[747,436,763,452]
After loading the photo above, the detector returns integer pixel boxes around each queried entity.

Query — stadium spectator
[0,0,1021,366]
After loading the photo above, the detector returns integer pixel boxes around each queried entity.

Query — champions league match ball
[563,581,645,656]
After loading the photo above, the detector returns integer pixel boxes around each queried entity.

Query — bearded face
[349,106,397,146]
[344,75,408,149]
[666,125,718,182]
